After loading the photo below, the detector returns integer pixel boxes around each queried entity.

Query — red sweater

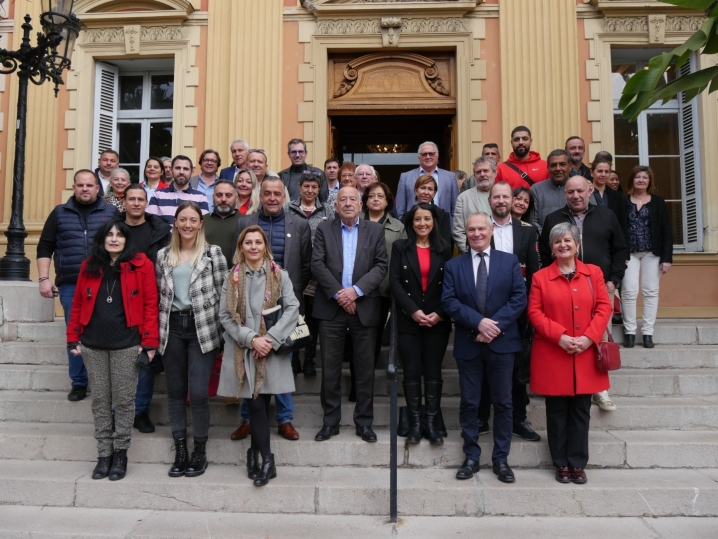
[67,253,159,348]
[495,151,549,189]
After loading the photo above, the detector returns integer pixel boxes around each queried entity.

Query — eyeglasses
[202,159,218,164]
[419,152,437,158]
[289,150,306,156]
[340,173,354,179]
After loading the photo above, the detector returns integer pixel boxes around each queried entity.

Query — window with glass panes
[612,49,703,251]
[116,72,174,182]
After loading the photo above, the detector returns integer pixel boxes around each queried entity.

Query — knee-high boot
[423,380,444,446]
[402,381,422,444]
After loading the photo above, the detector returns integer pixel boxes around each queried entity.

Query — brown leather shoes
[555,466,571,483]
[570,468,587,484]
[230,421,251,441]
[278,422,299,440]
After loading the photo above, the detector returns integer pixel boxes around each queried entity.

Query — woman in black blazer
[620,166,673,349]
[390,202,452,446]
[403,174,453,249]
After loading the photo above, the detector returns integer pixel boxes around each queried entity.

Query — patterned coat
[155,244,228,354]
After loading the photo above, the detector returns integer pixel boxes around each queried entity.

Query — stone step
[5,363,718,398]
[0,342,68,365]
[0,508,714,539]
[3,422,717,469]
[611,319,718,345]
[1,391,716,430]
[0,459,716,517]
[0,319,66,343]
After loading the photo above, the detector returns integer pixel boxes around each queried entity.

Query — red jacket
[495,151,549,189]
[528,260,612,396]
[67,253,159,349]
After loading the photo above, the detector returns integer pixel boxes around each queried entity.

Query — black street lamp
[0,0,80,281]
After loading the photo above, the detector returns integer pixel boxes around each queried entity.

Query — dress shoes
[492,461,515,483]
[92,455,113,480]
[570,467,587,484]
[643,335,655,348]
[356,425,377,442]
[278,422,299,440]
[555,466,571,483]
[624,334,635,348]
[108,449,128,481]
[230,421,251,441]
[456,458,480,480]
[67,386,87,402]
[133,412,155,433]
[478,420,490,435]
[512,421,541,441]
[315,424,339,441]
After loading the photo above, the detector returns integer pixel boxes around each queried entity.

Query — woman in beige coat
[218,225,299,486]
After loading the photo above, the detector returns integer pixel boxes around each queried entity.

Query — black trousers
[303,295,320,360]
[545,394,592,469]
[319,310,376,427]
[246,394,272,458]
[478,375,530,425]
[398,330,450,383]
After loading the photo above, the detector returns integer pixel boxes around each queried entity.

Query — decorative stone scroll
[84,25,185,44]
[602,17,649,33]
[317,17,466,36]
[665,16,707,32]
[85,27,125,43]
[603,16,706,34]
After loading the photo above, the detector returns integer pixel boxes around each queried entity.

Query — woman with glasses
[104,168,132,212]
[329,162,357,207]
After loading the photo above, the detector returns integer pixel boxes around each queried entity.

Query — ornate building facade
[0,0,716,316]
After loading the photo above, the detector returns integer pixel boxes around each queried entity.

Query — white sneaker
[592,391,616,411]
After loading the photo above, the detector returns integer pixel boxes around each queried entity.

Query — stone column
[499,0,582,156]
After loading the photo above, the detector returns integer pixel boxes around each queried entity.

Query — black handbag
[262,299,311,355]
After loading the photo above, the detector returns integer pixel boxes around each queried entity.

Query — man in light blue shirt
[190,149,221,212]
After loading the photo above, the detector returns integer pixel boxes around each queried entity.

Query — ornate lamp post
[0,1,80,281]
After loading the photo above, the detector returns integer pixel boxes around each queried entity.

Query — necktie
[476,252,487,315]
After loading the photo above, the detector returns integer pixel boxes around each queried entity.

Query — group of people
[38,127,673,488]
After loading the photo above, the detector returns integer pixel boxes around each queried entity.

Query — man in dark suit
[395,141,458,223]
[442,212,527,483]
[219,139,250,181]
[311,187,388,443]
[478,181,541,442]
[230,177,312,442]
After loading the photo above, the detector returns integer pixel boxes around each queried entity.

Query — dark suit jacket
[490,219,539,292]
[219,165,239,181]
[234,211,312,308]
[597,187,629,243]
[442,249,527,358]
[389,240,452,335]
[311,217,388,327]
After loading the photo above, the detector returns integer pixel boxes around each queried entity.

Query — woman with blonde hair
[218,225,299,486]
[104,168,132,212]
[234,167,261,215]
[155,201,227,479]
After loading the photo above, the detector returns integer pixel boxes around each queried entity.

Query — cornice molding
[596,1,703,17]
[307,0,477,18]
[83,24,185,43]
[316,16,467,35]
[602,15,706,33]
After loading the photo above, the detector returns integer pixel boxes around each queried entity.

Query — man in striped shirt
[147,155,210,225]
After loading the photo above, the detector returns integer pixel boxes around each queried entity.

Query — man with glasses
[219,139,250,181]
[190,149,222,212]
[355,164,377,196]
[395,141,458,225]
[279,138,329,203]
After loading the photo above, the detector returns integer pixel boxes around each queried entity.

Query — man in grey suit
[395,141,459,224]
[230,176,312,442]
[311,187,388,443]
[454,156,495,253]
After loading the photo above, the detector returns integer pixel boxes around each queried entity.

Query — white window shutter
[677,54,703,252]
[92,62,119,163]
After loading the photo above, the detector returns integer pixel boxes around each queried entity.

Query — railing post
[387,303,399,523]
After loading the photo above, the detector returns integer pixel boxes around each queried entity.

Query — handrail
[386,301,399,523]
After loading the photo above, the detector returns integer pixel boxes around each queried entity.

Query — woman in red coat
[528,222,612,485]
[67,219,159,482]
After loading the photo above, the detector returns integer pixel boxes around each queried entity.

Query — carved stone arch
[329,52,455,113]
[75,0,195,15]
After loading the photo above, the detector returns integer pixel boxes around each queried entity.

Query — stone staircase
[0,310,717,537]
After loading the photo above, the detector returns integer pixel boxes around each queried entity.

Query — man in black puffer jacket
[278,138,328,203]
[37,170,119,402]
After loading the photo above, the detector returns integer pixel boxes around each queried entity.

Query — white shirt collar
[490,215,512,228]
[470,246,491,258]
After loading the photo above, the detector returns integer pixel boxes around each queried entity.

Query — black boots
[643,335,655,348]
[423,380,444,446]
[624,334,635,348]
[92,455,113,480]
[246,448,260,480]
[291,353,302,376]
[253,453,276,487]
[108,449,128,481]
[186,440,208,477]
[303,357,317,376]
[169,438,188,477]
[403,381,423,444]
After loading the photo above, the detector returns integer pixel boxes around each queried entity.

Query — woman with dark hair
[219,225,299,486]
[361,182,405,367]
[408,174,452,248]
[511,186,533,222]
[390,202,452,445]
[67,219,159,481]
[620,166,672,348]
[608,170,622,193]
[141,157,170,200]
[156,201,227,478]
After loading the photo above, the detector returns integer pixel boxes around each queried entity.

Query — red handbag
[587,276,622,372]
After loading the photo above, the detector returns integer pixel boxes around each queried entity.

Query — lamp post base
[0,256,31,281]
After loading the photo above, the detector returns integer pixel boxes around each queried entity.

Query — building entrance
[329,114,455,196]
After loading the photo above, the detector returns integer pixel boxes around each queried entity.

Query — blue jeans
[134,363,155,415]
[58,284,88,388]
[456,347,514,463]
[241,392,294,425]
